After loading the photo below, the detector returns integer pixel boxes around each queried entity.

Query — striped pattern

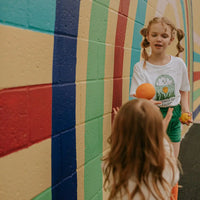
[112,0,131,111]
[129,0,148,94]
[84,1,109,199]
[1,0,200,200]
[52,1,80,200]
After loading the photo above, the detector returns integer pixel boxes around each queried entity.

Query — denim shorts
[160,104,182,142]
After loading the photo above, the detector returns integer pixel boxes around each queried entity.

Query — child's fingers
[113,108,117,115]
[113,107,120,115]
[150,99,162,105]
[179,118,193,126]
[179,112,193,126]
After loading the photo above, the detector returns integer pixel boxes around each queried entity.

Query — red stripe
[194,71,200,81]
[0,84,52,157]
[112,0,130,118]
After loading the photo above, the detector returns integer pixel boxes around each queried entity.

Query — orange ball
[180,112,192,123]
[136,83,156,100]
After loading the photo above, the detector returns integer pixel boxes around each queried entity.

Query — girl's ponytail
[176,28,185,57]
[140,28,150,68]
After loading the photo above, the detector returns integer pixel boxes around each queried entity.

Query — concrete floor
[178,123,200,200]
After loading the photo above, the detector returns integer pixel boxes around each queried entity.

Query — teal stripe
[84,1,110,200]
[193,88,200,101]
[180,0,188,65]
[0,0,56,34]
[129,0,148,99]
[193,52,200,63]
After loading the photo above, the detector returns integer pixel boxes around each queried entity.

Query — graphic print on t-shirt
[155,75,175,106]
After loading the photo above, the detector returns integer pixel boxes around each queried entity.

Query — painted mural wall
[0,0,200,199]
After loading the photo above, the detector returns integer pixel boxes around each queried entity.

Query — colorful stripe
[1,0,200,199]
[180,0,188,65]
[0,0,56,34]
[84,1,110,199]
[193,51,200,62]
[193,88,200,102]
[0,85,52,157]
[187,0,194,85]
[75,1,92,199]
[185,0,191,73]
[32,188,52,200]
[0,139,51,200]
[181,0,194,113]
[185,0,200,119]
[194,71,200,81]
[129,0,148,97]
[112,0,131,111]
[0,25,54,89]
[52,0,80,199]
[193,104,200,120]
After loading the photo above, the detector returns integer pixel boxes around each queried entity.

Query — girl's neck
[148,54,171,65]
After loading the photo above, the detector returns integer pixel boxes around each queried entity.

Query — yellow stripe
[103,0,120,199]
[103,0,120,150]
[0,139,51,200]
[76,1,92,199]
[193,80,200,91]
[0,25,53,89]
[76,124,86,200]
[122,17,135,103]
[193,62,200,72]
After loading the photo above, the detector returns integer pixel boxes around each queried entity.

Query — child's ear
[169,37,174,45]
[146,35,149,41]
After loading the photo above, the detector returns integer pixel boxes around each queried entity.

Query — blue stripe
[52,0,80,199]
[180,0,188,65]
[129,0,148,99]
[193,104,200,120]
[193,52,200,63]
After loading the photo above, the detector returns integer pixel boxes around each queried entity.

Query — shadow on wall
[178,123,200,200]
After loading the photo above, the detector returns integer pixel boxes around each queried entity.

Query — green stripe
[84,1,110,200]
[193,88,200,101]
[32,188,51,200]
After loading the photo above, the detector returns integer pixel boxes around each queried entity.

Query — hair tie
[140,28,148,37]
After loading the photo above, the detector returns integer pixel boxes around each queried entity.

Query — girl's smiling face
[147,22,173,55]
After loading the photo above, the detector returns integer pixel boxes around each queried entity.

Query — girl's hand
[163,107,174,132]
[132,94,162,105]
[113,107,120,116]
[150,99,162,105]
[132,94,137,98]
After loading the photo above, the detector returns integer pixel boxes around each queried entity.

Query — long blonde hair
[140,17,185,67]
[102,99,177,200]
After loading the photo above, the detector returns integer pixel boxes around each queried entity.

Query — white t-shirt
[130,56,190,107]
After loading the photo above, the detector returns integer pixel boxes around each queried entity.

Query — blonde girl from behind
[102,99,179,200]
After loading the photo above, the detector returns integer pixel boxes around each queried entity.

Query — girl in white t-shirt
[130,17,192,159]
[102,99,179,200]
